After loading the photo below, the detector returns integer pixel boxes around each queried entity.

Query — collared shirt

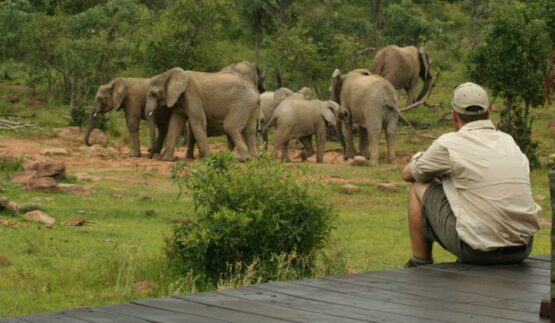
[410,120,541,251]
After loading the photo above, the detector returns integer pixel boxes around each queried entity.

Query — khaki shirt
[410,120,541,251]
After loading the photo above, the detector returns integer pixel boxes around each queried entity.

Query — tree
[381,0,431,46]
[468,3,551,167]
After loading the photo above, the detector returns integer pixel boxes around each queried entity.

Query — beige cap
[452,82,489,115]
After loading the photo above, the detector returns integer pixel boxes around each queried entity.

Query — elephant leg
[342,119,356,160]
[125,115,141,158]
[406,80,419,105]
[224,120,249,162]
[161,113,186,161]
[298,136,314,161]
[315,126,326,163]
[366,124,382,166]
[281,140,291,163]
[385,115,399,164]
[244,111,259,157]
[358,127,370,160]
[226,134,235,151]
[152,122,167,155]
[186,123,196,159]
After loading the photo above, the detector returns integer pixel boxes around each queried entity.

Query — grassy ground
[0,77,553,316]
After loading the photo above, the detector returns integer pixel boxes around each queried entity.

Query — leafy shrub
[167,153,335,287]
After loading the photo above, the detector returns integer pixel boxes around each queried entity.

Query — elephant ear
[352,68,371,76]
[273,87,294,106]
[320,101,337,126]
[166,69,190,108]
[112,79,128,111]
[419,47,430,79]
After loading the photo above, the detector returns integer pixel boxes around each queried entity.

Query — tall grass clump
[166,152,336,289]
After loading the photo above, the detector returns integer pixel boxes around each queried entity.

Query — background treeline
[0,0,549,101]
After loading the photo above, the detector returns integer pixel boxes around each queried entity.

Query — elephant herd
[84,45,432,166]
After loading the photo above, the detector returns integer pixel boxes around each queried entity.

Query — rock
[79,145,120,160]
[340,184,360,194]
[56,127,83,139]
[377,182,398,192]
[65,185,92,196]
[350,156,368,166]
[0,197,19,215]
[23,210,55,225]
[25,161,66,179]
[134,280,154,294]
[0,255,11,266]
[18,203,42,213]
[74,173,100,182]
[87,129,108,146]
[10,170,38,184]
[40,148,69,156]
[25,177,60,192]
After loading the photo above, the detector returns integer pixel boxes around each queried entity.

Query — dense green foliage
[167,153,335,287]
[1,0,551,103]
[468,2,552,167]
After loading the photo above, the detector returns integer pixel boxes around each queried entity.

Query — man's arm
[401,162,415,182]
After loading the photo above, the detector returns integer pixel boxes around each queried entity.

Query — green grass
[0,76,553,316]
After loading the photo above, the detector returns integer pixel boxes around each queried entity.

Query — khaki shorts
[421,181,532,265]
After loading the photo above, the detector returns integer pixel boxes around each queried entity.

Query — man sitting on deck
[401,82,541,267]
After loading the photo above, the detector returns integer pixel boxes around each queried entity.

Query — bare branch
[399,68,441,112]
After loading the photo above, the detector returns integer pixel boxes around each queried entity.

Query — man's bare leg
[408,181,433,262]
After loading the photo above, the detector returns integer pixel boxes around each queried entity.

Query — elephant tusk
[148,111,153,117]
[93,112,97,117]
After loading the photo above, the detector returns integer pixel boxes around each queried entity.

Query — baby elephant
[265,100,345,163]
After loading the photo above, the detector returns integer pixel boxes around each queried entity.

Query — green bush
[167,153,335,287]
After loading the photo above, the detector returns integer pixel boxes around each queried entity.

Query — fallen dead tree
[0,118,36,131]
[400,68,442,112]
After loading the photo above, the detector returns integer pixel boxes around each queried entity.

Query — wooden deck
[3,256,550,323]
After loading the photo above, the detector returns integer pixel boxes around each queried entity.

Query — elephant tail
[262,112,278,133]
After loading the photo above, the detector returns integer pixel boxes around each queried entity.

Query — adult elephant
[182,60,265,159]
[373,45,432,105]
[259,87,312,144]
[145,67,259,161]
[84,78,172,157]
[220,60,266,93]
[265,99,345,163]
[330,68,399,166]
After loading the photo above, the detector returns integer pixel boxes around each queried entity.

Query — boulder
[23,210,55,225]
[40,148,69,156]
[25,161,66,179]
[377,182,398,192]
[87,129,108,146]
[25,177,60,192]
[0,197,19,215]
[10,170,38,184]
[64,184,92,196]
[350,156,368,166]
[56,127,83,139]
[340,184,360,194]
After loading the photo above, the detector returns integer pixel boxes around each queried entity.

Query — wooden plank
[293,278,540,321]
[521,258,551,270]
[15,314,88,323]
[133,297,286,323]
[255,280,531,322]
[175,292,365,323]
[0,319,33,323]
[357,267,548,297]
[98,303,226,323]
[58,308,150,323]
[468,298,544,314]
[528,255,550,262]
[219,285,437,323]
[421,263,549,287]
[419,266,549,294]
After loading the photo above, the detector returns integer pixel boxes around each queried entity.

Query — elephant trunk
[337,121,346,154]
[416,75,433,102]
[83,107,97,146]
